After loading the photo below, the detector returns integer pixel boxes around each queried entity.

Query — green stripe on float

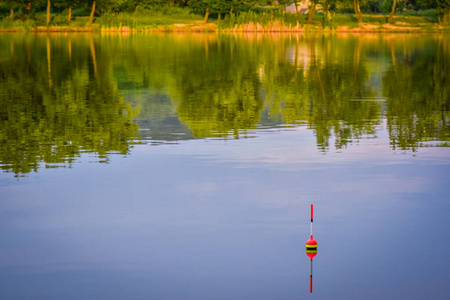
[306,249,317,254]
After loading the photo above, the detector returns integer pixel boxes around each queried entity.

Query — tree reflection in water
[1,33,449,175]
[0,34,139,176]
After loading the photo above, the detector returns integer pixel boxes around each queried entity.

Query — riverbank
[2,24,448,33]
[1,13,449,33]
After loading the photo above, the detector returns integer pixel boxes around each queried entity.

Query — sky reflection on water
[1,126,449,299]
[0,33,450,299]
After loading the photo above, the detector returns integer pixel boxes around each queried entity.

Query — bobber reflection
[306,204,317,293]
[306,249,317,293]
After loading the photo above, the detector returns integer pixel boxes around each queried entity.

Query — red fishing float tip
[306,204,317,249]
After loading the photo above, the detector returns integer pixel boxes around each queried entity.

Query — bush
[363,0,383,13]
[337,2,355,14]
[401,8,437,17]
[160,6,191,16]
[0,7,10,19]
[382,0,408,14]
[419,9,437,17]
[0,18,14,29]
[0,18,35,29]
[98,12,136,29]
[72,8,90,17]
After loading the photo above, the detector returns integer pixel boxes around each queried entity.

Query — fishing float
[306,204,317,293]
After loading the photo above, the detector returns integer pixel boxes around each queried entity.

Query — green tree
[188,0,209,21]
[2,0,27,20]
[388,0,397,23]
[83,0,127,25]
[277,0,291,13]
[354,0,363,22]
[416,0,449,25]
[321,0,340,27]
[229,0,247,14]
[87,0,96,24]
[292,0,302,14]
[210,0,231,18]
[436,0,450,25]
[308,0,319,23]
[53,0,82,22]
[46,0,50,25]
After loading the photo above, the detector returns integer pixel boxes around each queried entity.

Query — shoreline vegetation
[0,1,449,33]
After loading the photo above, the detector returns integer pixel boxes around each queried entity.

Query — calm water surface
[0,33,449,299]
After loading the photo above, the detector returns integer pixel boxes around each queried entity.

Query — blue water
[1,126,449,299]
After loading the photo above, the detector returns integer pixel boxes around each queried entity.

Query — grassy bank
[0,10,449,33]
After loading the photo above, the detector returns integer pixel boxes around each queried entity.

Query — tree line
[1,0,449,25]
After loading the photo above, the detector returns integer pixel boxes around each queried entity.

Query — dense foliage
[0,0,448,25]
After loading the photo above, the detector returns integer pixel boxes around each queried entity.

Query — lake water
[0,33,449,299]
